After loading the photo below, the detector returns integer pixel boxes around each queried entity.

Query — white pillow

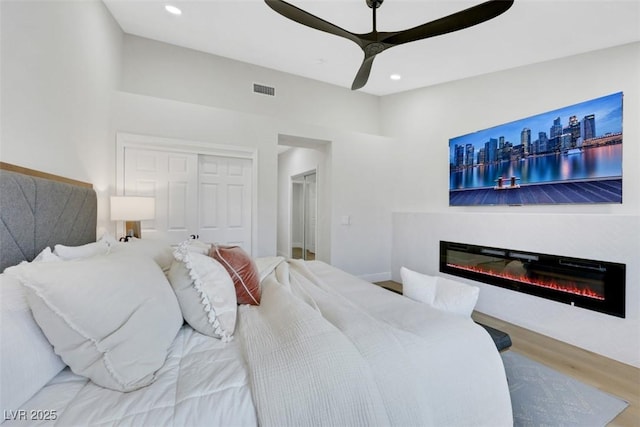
[400,266,437,305]
[401,267,479,317]
[184,239,212,254]
[167,244,237,341]
[0,273,66,414]
[255,256,286,282]
[6,253,183,392]
[32,246,61,263]
[110,237,174,273]
[53,239,109,260]
[433,276,480,317]
[1,247,66,413]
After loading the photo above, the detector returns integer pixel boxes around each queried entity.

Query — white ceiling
[103,0,640,96]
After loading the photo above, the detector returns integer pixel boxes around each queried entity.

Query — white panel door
[198,155,252,253]
[124,148,198,244]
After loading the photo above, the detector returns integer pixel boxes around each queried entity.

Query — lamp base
[125,220,142,239]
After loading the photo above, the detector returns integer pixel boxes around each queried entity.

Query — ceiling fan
[265,0,515,90]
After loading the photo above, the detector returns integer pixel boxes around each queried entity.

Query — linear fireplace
[439,241,625,318]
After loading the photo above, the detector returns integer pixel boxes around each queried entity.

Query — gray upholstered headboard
[0,163,97,271]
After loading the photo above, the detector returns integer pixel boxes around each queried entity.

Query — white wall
[115,35,397,274]
[121,35,382,136]
[111,90,397,276]
[393,212,640,367]
[6,1,636,364]
[0,0,123,234]
[275,129,397,280]
[329,132,396,281]
[381,43,639,214]
[110,91,280,257]
[1,0,395,269]
[383,43,640,367]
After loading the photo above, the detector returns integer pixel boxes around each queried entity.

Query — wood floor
[291,247,315,261]
[374,281,639,426]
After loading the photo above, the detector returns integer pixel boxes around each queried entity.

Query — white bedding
[291,260,513,426]
[5,259,512,426]
[3,326,256,426]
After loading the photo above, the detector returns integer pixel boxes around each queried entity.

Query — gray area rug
[502,351,629,426]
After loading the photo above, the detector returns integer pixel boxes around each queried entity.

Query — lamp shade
[110,196,155,221]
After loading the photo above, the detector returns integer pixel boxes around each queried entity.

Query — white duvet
[5,326,256,427]
[6,260,512,426]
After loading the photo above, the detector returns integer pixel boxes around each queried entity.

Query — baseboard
[358,271,392,282]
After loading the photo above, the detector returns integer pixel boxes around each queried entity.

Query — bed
[0,163,512,426]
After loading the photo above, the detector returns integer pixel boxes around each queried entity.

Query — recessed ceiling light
[165,5,182,15]
[390,74,402,81]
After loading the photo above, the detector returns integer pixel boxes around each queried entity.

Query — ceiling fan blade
[265,0,363,47]
[351,55,376,90]
[382,0,514,46]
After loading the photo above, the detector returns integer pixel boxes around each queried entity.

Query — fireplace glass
[440,241,625,318]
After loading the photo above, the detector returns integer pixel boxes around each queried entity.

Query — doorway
[291,171,316,260]
[276,134,330,261]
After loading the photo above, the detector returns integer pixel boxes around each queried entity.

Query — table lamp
[110,196,155,240]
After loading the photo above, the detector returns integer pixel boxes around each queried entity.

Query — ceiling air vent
[253,83,275,97]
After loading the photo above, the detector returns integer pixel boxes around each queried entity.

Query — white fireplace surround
[391,211,639,368]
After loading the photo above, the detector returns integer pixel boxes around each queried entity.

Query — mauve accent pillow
[209,245,260,305]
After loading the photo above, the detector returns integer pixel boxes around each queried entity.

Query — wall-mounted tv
[449,92,623,206]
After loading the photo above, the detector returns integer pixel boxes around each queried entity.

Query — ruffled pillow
[168,242,237,341]
[209,245,260,305]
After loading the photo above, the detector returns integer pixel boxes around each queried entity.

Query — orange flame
[447,263,605,301]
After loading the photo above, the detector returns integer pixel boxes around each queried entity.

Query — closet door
[123,148,253,252]
[123,148,198,244]
[198,155,252,253]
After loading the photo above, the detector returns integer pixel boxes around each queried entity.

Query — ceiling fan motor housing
[365,42,387,56]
